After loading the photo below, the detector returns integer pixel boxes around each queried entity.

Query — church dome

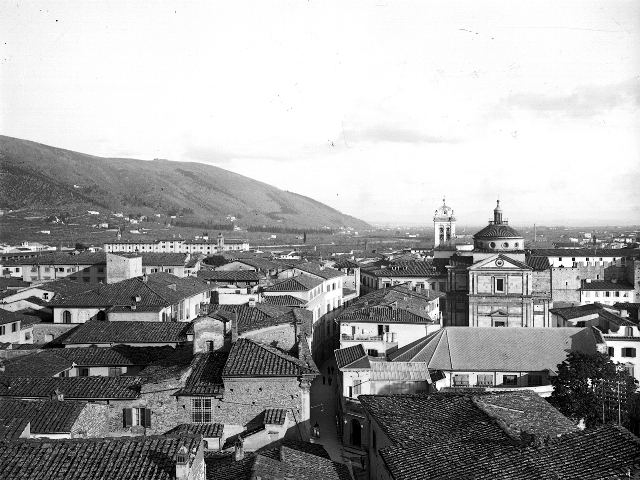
[473,200,523,251]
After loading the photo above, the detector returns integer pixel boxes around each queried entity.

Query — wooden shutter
[123,408,133,427]
[144,408,152,428]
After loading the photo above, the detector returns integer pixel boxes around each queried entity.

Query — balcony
[341,333,398,343]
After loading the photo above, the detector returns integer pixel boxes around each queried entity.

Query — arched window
[97,310,106,321]
[78,310,89,323]
[62,311,72,324]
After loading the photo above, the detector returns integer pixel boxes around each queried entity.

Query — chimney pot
[234,436,244,461]
[175,445,190,480]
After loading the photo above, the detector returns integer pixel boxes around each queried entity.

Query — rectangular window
[123,407,151,428]
[495,278,505,293]
[477,374,493,386]
[348,386,353,398]
[366,349,379,357]
[11,323,18,333]
[528,375,543,386]
[191,398,212,423]
[494,321,506,327]
[608,347,615,357]
[353,380,362,395]
[109,367,123,377]
[503,375,518,386]
[79,368,90,377]
[453,374,469,386]
[625,365,635,378]
[0,326,5,336]
[622,348,636,358]
[97,267,104,273]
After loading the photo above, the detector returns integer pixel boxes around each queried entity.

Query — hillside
[0,136,370,231]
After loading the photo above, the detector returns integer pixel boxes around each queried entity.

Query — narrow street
[310,356,367,480]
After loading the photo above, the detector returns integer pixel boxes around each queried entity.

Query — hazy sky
[2,1,639,226]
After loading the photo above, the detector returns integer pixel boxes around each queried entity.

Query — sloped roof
[529,248,640,258]
[223,339,317,377]
[0,435,202,480]
[294,263,345,280]
[550,303,605,320]
[264,408,287,425]
[230,258,282,271]
[334,344,368,369]
[388,327,602,371]
[262,295,307,307]
[338,306,435,324]
[369,362,433,382]
[332,259,361,269]
[164,423,224,437]
[197,270,261,282]
[526,256,551,271]
[61,320,191,345]
[214,304,311,335]
[50,272,210,307]
[263,275,323,292]
[368,261,441,278]
[52,345,174,366]
[177,352,227,396]
[0,376,141,400]
[205,440,351,480]
[379,423,640,480]
[0,417,29,441]
[580,280,634,290]
[0,398,87,434]
[0,350,72,377]
[0,309,28,326]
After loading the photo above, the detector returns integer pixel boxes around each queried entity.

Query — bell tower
[433,197,456,248]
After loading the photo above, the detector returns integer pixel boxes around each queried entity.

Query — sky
[1,1,639,227]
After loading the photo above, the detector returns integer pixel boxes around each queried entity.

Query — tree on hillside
[549,351,638,429]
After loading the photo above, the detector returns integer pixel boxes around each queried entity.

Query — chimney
[175,445,189,480]
[231,309,238,343]
[0,364,5,373]
[134,295,141,302]
[586,279,592,283]
[51,388,64,401]
[611,279,617,284]
[363,300,369,308]
[142,274,148,283]
[248,297,256,307]
[131,304,137,310]
[168,284,177,291]
[234,436,244,461]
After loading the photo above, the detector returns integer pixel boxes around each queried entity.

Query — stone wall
[532,270,551,296]
[550,268,581,305]
[71,403,111,438]
[627,259,640,303]
[32,323,78,344]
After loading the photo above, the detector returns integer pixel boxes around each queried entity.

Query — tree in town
[549,351,638,429]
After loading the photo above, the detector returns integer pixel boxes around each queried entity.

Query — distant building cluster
[0,199,639,479]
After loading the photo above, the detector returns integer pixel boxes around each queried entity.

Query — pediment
[469,254,529,271]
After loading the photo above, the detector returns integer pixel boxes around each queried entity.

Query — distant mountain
[0,135,370,230]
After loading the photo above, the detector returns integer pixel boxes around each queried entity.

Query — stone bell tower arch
[433,197,456,248]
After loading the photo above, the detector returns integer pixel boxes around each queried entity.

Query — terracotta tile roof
[580,279,634,290]
[52,345,174,366]
[0,435,202,480]
[50,272,210,307]
[223,339,317,377]
[2,252,108,266]
[0,278,29,289]
[550,303,605,320]
[614,302,640,319]
[380,423,640,480]
[263,275,323,292]
[294,263,345,280]
[334,344,368,369]
[0,309,27,326]
[214,304,309,335]
[27,278,96,296]
[338,306,435,324]
[264,408,287,425]
[262,295,306,307]
[61,320,191,345]
[369,362,435,382]
[0,398,88,434]
[205,440,351,480]
[177,352,227,396]
[388,327,602,372]
[198,270,261,282]
[530,248,640,258]
[0,417,29,441]
[0,350,72,377]
[0,376,141,400]
[229,258,282,271]
[367,260,442,278]
[526,256,551,271]
[331,259,361,269]
[165,423,224,437]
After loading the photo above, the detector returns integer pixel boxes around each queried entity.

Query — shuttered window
[123,407,152,428]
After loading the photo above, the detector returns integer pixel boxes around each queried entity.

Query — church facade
[443,201,552,328]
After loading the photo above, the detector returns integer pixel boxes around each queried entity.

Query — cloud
[499,77,640,118]
[339,124,462,145]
